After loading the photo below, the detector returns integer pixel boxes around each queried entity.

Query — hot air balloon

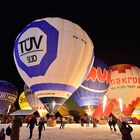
[72,58,110,116]
[13,17,94,114]
[106,64,140,118]
[0,81,18,114]
[131,102,140,122]
[57,105,70,117]
[131,103,140,119]
[24,84,47,116]
[18,91,32,110]
[64,96,85,116]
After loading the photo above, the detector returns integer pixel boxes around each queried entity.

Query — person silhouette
[0,128,5,140]
[38,117,45,139]
[120,121,133,140]
[10,116,23,140]
[60,117,65,129]
[107,114,117,132]
[27,115,37,139]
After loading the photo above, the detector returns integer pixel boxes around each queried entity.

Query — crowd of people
[0,113,134,140]
[0,115,46,140]
[79,113,133,140]
[27,115,45,139]
[106,114,133,140]
[0,115,23,140]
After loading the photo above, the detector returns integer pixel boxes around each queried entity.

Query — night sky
[0,2,139,108]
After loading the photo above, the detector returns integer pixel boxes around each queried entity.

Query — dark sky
[0,1,139,100]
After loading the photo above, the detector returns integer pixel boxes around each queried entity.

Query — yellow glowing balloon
[18,92,32,110]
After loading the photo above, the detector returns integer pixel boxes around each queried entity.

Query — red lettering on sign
[86,67,110,83]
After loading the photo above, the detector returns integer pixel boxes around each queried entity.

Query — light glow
[84,105,95,116]
[103,95,107,114]
[52,101,56,110]
[38,109,47,117]
[118,98,123,113]
[7,105,11,114]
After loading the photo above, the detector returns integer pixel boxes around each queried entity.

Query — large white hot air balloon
[13,17,94,114]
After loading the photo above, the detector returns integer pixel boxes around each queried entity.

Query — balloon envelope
[0,81,18,114]
[107,64,140,117]
[18,92,32,110]
[64,96,85,115]
[13,17,94,114]
[131,102,140,120]
[24,84,47,116]
[72,58,110,116]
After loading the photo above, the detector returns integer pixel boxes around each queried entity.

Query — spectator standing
[27,115,37,139]
[0,128,5,140]
[10,116,23,140]
[120,121,133,140]
[38,117,45,139]
[60,117,65,129]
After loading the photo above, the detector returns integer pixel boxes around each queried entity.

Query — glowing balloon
[107,64,140,117]
[72,58,110,116]
[13,17,94,114]
[57,106,70,117]
[0,81,18,114]
[24,84,47,116]
[18,92,32,110]
[131,102,140,119]
[64,96,85,116]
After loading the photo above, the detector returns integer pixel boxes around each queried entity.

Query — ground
[0,123,140,140]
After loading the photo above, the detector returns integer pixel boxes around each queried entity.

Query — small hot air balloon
[0,81,18,114]
[131,102,140,120]
[13,17,94,114]
[72,58,110,116]
[106,64,140,118]
[24,84,47,116]
[18,91,32,110]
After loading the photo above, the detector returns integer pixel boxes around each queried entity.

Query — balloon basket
[47,117,56,127]
[98,119,107,125]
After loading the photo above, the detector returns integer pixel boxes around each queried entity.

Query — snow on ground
[0,123,140,140]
